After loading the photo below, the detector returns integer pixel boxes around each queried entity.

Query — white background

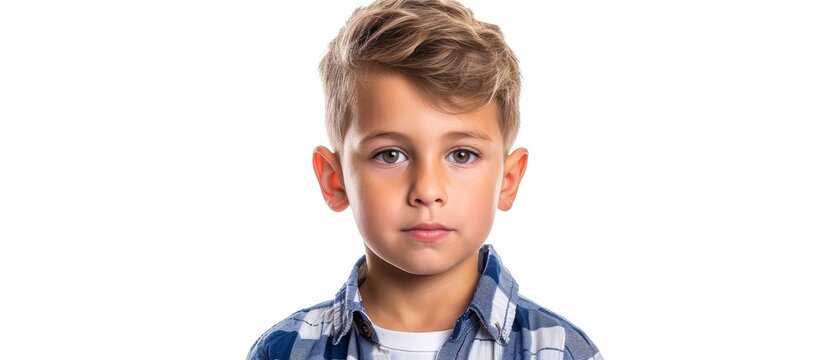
[1,1,837,359]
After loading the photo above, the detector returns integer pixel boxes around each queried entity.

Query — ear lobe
[498,147,529,211]
[312,146,349,212]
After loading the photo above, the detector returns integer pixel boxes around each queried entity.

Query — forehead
[350,71,502,141]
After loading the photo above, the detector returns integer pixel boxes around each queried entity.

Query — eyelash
[371,148,482,165]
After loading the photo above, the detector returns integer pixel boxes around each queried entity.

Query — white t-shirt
[371,323,454,360]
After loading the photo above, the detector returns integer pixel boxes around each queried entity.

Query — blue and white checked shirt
[247,244,602,360]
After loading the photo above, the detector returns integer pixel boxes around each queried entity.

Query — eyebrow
[359,130,494,144]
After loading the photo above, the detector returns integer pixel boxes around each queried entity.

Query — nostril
[411,197,444,206]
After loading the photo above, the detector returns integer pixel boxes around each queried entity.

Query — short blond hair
[319,0,521,152]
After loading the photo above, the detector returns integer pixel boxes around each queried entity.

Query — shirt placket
[435,312,478,360]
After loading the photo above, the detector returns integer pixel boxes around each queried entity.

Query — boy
[248,0,602,359]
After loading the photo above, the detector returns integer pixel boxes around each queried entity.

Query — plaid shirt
[247,244,602,360]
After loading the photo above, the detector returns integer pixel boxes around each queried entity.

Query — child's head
[312,0,528,276]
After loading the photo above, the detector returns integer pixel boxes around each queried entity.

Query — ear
[312,146,349,212]
[498,147,529,211]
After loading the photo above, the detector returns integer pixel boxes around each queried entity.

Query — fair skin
[312,71,528,332]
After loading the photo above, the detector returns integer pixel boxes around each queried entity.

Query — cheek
[345,160,390,202]
[451,165,502,218]
[452,162,502,195]
[349,167,405,219]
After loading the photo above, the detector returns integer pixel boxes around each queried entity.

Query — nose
[408,160,447,207]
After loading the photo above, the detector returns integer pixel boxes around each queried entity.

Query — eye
[446,149,479,164]
[373,149,408,164]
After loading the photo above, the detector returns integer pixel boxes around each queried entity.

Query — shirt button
[359,322,372,338]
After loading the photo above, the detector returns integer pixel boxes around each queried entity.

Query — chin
[396,263,450,276]
[381,253,443,274]
[375,250,452,276]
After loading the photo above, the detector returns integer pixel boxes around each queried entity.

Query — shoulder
[246,299,336,360]
[514,294,602,360]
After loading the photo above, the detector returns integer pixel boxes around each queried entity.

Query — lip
[403,223,453,231]
[402,223,453,242]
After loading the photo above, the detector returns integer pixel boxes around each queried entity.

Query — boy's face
[313,71,528,276]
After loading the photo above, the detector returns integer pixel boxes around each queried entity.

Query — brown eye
[374,149,407,164]
[447,149,478,164]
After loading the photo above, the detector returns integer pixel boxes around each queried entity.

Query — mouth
[401,223,453,242]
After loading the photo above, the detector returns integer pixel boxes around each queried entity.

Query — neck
[358,248,481,332]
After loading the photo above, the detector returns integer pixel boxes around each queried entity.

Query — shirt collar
[330,244,519,346]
